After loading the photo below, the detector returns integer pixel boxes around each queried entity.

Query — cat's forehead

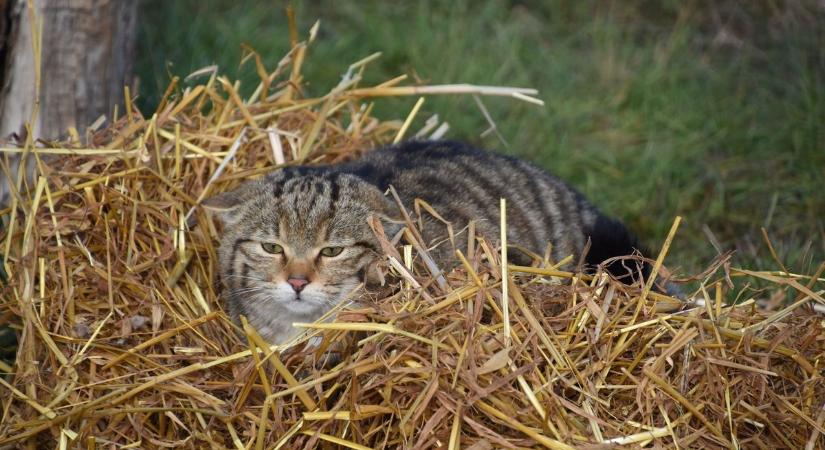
[266,170,373,204]
[234,171,377,241]
[273,172,348,206]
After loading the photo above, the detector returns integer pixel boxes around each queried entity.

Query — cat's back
[342,140,574,203]
[339,140,598,264]
[343,140,533,189]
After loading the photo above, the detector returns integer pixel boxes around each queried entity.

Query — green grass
[136,0,824,277]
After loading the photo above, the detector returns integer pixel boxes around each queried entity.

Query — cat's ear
[372,212,403,240]
[375,195,404,238]
[202,184,255,226]
[360,184,404,239]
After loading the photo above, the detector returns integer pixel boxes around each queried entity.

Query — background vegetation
[136,0,824,276]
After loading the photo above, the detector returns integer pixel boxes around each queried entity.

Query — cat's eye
[320,246,344,257]
[261,243,284,254]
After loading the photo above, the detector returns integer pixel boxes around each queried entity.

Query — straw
[0,20,822,450]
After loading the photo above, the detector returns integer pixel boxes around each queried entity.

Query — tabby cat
[204,140,657,344]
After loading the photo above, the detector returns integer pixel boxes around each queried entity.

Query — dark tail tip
[584,214,652,285]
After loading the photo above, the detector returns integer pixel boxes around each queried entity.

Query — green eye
[261,243,284,254]
[320,246,344,257]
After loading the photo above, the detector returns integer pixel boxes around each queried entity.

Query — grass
[136,0,824,276]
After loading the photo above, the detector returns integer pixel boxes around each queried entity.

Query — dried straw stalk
[0,21,823,450]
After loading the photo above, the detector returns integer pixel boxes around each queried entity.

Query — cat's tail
[583,214,681,298]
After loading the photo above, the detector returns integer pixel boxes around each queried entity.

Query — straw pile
[1,21,824,450]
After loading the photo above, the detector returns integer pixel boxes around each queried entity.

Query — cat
[204,140,661,345]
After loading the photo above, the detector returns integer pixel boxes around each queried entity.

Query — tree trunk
[0,0,137,206]
[0,0,138,141]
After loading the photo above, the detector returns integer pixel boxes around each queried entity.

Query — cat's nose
[287,277,309,293]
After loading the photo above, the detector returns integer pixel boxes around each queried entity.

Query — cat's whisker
[223,274,269,282]
[228,288,267,296]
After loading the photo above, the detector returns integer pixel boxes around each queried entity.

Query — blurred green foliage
[136,0,824,275]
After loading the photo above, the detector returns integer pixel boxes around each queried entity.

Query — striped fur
[204,140,650,344]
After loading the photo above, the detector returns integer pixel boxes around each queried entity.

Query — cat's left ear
[372,213,403,240]
[375,196,405,238]
[202,183,256,226]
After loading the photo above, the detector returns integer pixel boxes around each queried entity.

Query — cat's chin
[242,300,327,345]
[281,297,327,315]
[230,282,361,345]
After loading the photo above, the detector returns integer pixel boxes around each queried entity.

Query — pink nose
[287,277,309,293]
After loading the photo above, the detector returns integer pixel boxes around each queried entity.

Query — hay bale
[1,23,823,450]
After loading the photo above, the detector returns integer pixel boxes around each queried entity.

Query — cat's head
[203,168,398,344]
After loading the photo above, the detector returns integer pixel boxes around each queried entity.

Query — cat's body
[338,141,598,266]
[205,140,653,344]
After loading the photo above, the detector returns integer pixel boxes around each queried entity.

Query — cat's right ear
[202,188,246,226]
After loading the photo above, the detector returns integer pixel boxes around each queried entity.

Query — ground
[136,0,824,278]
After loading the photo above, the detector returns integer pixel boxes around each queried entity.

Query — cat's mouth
[276,284,327,307]
[285,292,314,303]
[290,293,314,304]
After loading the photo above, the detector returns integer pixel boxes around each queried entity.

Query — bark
[0,0,138,141]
